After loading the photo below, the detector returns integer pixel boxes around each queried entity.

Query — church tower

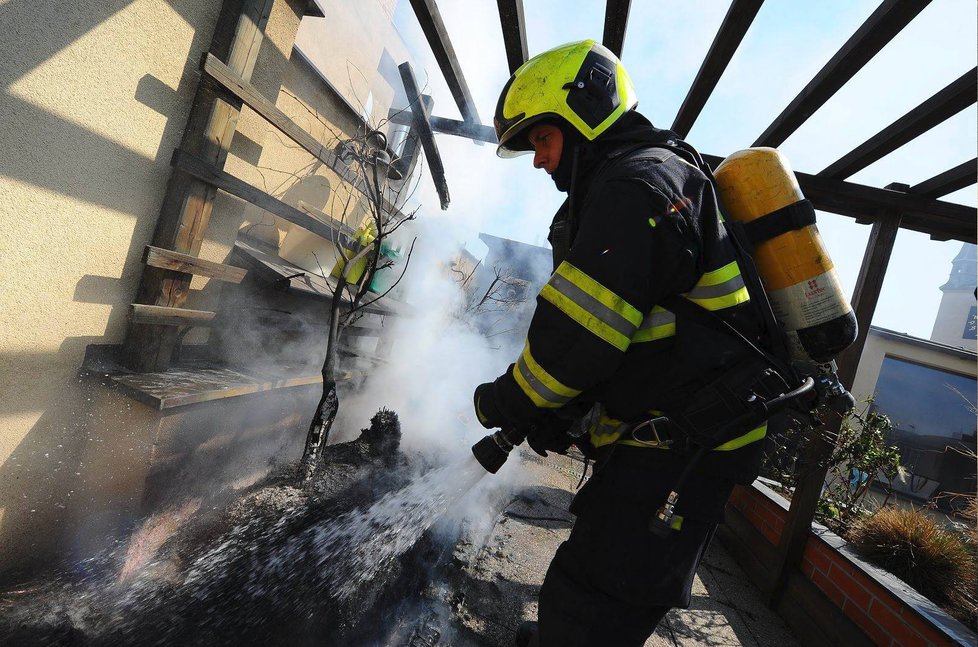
[930,243,977,350]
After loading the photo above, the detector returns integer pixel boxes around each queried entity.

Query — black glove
[525,413,574,457]
[474,382,506,429]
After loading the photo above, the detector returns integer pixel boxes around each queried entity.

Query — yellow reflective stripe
[475,399,490,425]
[686,285,750,311]
[541,284,632,350]
[632,307,676,343]
[512,342,582,408]
[713,423,767,451]
[556,263,643,327]
[685,261,751,311]
[540,263,642,351]
[617,422,768,451]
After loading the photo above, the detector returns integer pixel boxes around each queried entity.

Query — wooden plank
[203,52,413,217]
[125,0,276,372]
[671,0,764,138]
[770,214,901,603]
[399,62,451,209]
[753,0,931,147]
[230,238,413,317]
[820,69,977,179]
[143,245,247,283]
[201,52,362,189]
[703,153,977,243]
[387,109,497,144]
[602,0,632,59]
[129,304,217,327]
[109,366,352,410]
[408,0,481,124]
[170,148,355,249]
[910,158,977,199]
[496,0,528,75]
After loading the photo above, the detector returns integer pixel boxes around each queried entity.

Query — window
[871,356,976,508]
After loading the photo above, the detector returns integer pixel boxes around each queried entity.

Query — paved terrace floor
[451,450,802,647]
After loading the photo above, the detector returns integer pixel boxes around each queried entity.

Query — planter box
[718,481,977,647]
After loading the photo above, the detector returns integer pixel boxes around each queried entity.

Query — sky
[388,0,976,341]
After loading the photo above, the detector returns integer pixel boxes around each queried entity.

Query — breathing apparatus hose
[648,376,815,537]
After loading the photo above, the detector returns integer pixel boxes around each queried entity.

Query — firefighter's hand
[474,382,505,430]
[526,414,574,457]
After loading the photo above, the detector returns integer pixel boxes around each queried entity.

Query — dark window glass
[871,356,976,508]
[963,306,977,340]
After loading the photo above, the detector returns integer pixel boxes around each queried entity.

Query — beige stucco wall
[850,329,978,405]
[0,0,318,578]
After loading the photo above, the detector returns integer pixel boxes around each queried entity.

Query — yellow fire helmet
[493,39,638,158]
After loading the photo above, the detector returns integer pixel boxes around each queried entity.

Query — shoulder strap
[659,294,794,381]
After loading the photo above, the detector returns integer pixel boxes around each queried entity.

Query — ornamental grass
[848,505,977,625]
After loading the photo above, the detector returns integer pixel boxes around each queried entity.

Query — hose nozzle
[472,428,526,474]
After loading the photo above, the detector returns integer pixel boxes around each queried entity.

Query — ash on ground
[0,408,475,646]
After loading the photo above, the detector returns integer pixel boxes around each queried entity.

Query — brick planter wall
[722,482,977,647]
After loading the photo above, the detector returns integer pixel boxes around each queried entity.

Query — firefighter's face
[529,124,563,174]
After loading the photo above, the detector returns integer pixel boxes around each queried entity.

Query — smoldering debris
[0,408,492,646]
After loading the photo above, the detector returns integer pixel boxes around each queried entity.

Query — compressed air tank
[713,148,856,363]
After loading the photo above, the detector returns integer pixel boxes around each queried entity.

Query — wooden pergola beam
[671,0,765,138]
[821,68,977,180]
[910,158,977,199]
[602,0,632,59]
[408,0,481,124]
[496,0,528,75]
[770,210,903,603]
[753,0,931,147]
[388,109,498,144]
[399,62,451,209]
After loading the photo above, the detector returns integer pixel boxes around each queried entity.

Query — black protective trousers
[536,446,724,646]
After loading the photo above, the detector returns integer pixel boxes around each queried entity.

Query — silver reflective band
[548,272,639,339]
[685,273,746,301]
[638,309,675,331]
[516,353,575,406]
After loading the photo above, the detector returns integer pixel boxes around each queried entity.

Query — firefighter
[473,40,772,646]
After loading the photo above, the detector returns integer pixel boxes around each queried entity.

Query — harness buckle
[629,416,674,447]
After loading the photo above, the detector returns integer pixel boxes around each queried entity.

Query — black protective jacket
[487,112,769,495]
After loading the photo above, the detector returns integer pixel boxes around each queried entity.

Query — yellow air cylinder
[713,147,856,363]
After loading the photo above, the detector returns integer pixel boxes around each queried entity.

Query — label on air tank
[767,268,852,331]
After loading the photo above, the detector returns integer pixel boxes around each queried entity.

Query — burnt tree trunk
[301,275,348,481]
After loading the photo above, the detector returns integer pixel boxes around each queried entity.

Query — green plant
[759,400,902,532]
[819,405,902,532]
[849,506,978,625]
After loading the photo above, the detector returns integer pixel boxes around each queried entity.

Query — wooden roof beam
[753,0,931,147]
[820,68,977,179]
[910,158,977,199]
[496,0,528,75]
[408,0,481,124]
[399,61,451,209]
[671,0,765,138]
[602,0,632,59]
